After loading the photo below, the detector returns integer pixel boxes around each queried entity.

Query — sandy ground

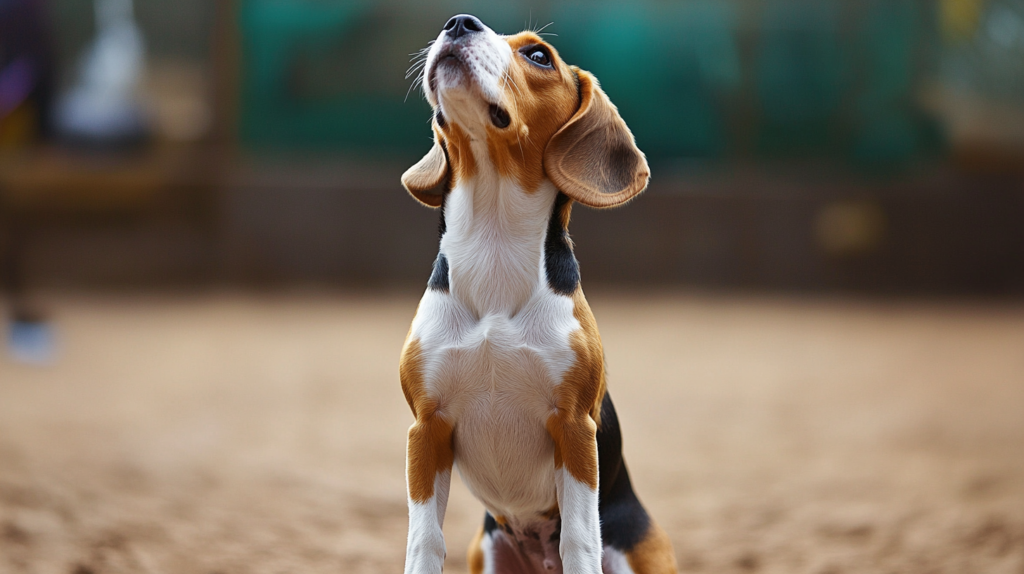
[0,291,1023,574]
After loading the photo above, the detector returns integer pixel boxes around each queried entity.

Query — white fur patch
[405,471,452,574]
[443,176,560,317]
[480,532,497,574]
[602,547,636,574]
[555,469,602,574]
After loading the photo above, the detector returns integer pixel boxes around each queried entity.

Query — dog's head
[402,14,649,209]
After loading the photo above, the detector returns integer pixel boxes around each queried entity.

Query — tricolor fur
[399,15,677,574]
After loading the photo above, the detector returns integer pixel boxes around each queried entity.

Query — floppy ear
[401,139,449,208]
[544,69,649,208]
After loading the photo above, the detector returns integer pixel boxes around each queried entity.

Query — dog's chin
[435,91,512,133]
[433,79,503,127]
[431,60,476,98]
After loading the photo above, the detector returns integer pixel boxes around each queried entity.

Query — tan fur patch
[484,33,579,192]
[546,412,598,490]
[435,119,477,187]
[626,523,678,574]
[401,139,448,206]
[400,337,427,418]
[467,525,485,574]
[545,288,606,489]
[400,338,455,503]
[544,69,650,208]
[571,288,606,425]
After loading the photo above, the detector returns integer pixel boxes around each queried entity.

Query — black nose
[444,14,483,39]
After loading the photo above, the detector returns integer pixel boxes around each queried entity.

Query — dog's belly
[454,395,558,519]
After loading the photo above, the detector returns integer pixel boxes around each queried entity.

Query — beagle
[399,14,677,574]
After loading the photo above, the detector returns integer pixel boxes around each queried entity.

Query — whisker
[499,70,528,162]
[500,72,527,161]
[505,71,524,100]
[405,68,426,102]
[535,21,555,34]
[405,61,427,79]
[408,47,431,59]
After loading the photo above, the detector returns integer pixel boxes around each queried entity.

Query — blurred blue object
[7,316,56,366]
[52,0,151,149]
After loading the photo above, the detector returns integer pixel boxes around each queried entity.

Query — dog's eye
[529,50,550,66]
[521,46,552,68]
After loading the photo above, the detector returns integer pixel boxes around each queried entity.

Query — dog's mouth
[429,44,511,130]
[429,45,461,85]
[437,53,460,68]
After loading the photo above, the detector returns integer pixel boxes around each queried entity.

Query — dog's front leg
[404,412,454,574]
[548,413,602,574]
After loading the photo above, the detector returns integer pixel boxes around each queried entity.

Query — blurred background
[1,0,1022,296]
[1,1,1023,573]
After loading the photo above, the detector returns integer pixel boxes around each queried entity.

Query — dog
[399,14,677,574]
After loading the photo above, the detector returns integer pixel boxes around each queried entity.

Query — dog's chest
[410,289,580,515]
[411,289,579,416]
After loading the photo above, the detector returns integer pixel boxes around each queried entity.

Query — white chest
[411,289,579,406]
[409,284,580,517]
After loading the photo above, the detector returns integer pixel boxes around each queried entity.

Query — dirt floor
[0,291,1022,574]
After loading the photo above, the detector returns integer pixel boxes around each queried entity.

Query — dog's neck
[438,159,561,318]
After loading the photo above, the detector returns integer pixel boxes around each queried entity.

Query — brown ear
[401,140,448,207]
[544,70,649,208]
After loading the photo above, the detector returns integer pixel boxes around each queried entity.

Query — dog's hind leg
[617,524,677,574]
[596,393,678,574]
[468,524,487,574]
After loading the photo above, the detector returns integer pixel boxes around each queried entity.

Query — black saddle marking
[549,517,561,543]
[543,192,580,295]
[427,253,449,292]
[596,391,653,552]
[483,511,499,534]
[437,192,447,239]
[428,194,449,292]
